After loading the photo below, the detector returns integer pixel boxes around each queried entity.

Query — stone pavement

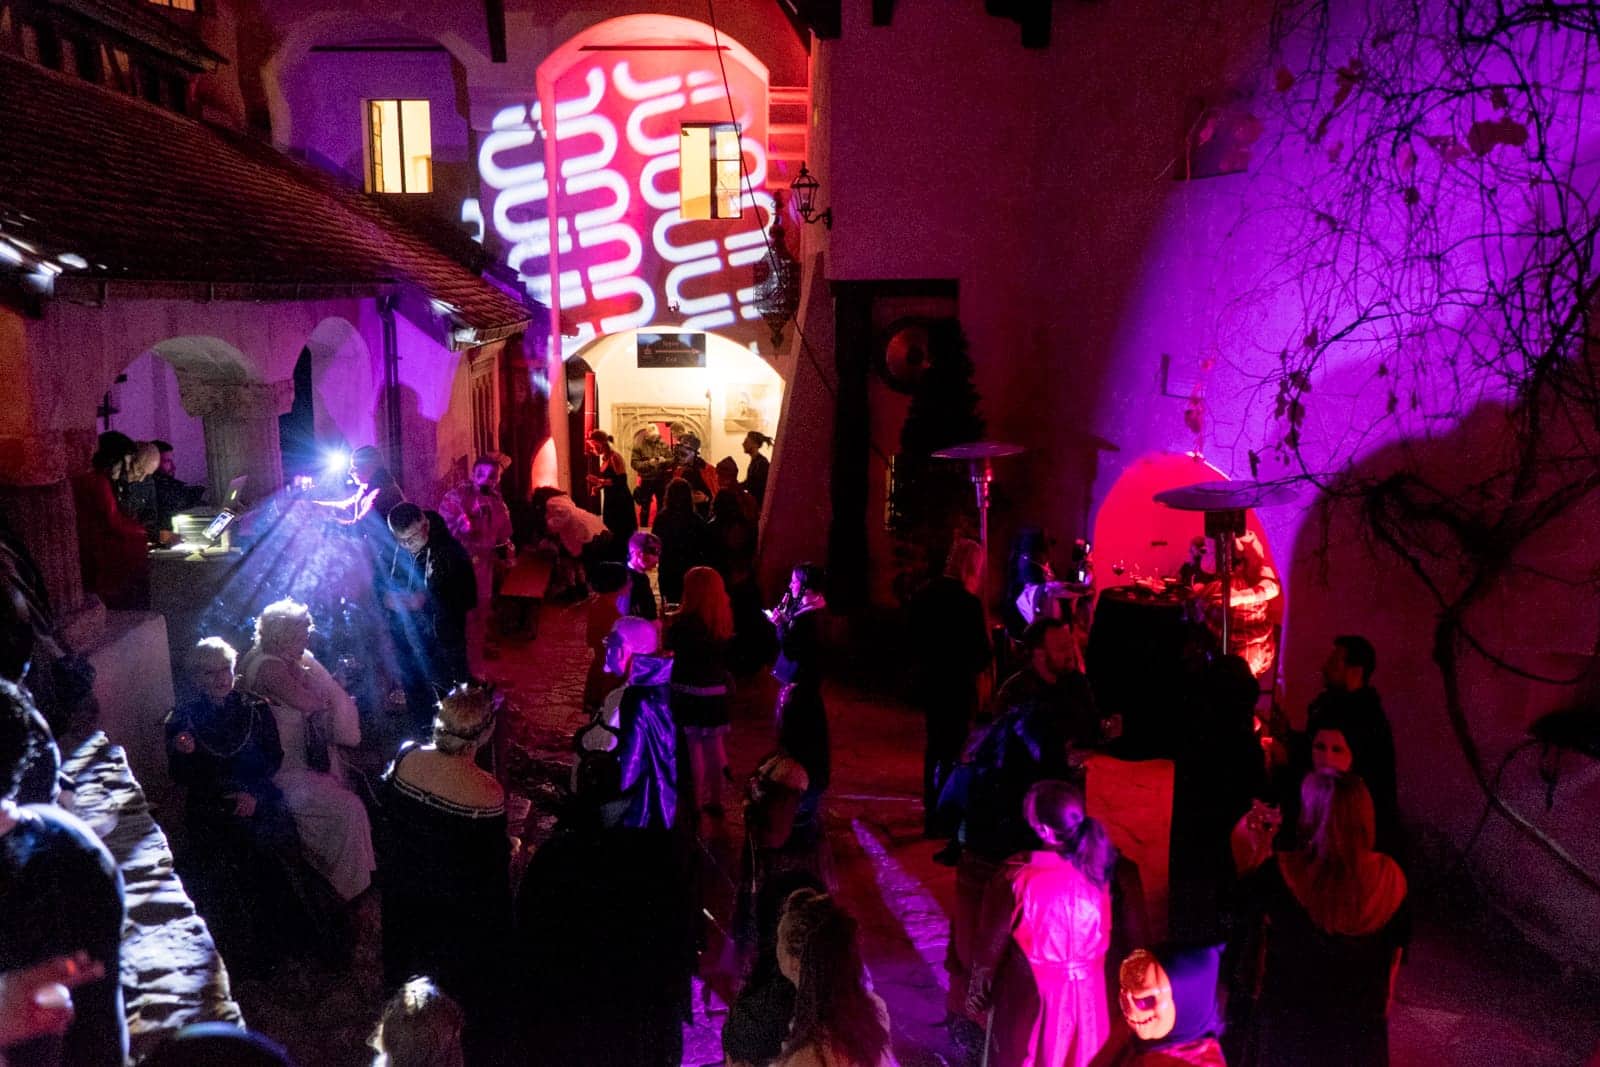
[224,596,1600,1065]
[492,599,1600,1067]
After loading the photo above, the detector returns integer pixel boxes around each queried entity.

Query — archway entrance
[1090,452,1281,591]
[571,327,783,520]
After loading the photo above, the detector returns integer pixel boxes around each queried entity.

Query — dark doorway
[279,346,316,479]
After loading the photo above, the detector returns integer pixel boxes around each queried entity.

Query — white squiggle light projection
[471,42,774,355]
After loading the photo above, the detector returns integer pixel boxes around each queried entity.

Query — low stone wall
[84,611,176,809]
[64,733,242,1062]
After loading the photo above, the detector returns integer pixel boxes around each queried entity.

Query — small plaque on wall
[637,333,707,368]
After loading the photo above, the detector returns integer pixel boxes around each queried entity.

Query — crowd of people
[909,530,1406,1067]
[3,422,1421,1067]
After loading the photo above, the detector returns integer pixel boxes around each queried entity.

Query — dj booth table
[149,546,243,656]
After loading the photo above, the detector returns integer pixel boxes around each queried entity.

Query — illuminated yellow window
[367,99,433,194]
[148,0,199,10]
[680,122,742,220]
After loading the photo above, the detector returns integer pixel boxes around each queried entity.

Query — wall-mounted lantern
[789,163,832,229]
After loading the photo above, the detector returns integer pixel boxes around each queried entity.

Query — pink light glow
[473,15,775,355]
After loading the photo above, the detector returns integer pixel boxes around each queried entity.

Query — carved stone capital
[176,376,294,420]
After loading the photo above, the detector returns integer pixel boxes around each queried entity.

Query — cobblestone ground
[230,596,1600,1066]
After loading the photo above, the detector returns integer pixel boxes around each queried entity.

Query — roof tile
[0,52,533,344]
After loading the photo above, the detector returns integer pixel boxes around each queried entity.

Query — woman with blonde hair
[1239,771,1407,1066]
[238,597,374,901]
[667,565,735,816]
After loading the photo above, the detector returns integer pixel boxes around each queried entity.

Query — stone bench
[63,733,242,1063]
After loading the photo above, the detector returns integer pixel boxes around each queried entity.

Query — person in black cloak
[1168,655,1268,946]
[908,538,991,837]
[516,644,699,1066]
[722,869,829,1067]
[573,615,683,831]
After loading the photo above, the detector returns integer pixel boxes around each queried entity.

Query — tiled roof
[45,0,226,70]
[0,52,534,347]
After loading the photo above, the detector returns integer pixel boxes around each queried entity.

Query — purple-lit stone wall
[812,0,1600,963]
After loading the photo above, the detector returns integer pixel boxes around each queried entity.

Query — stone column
[174,377,293,507]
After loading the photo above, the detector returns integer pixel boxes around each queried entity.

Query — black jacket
[393,512,478,652]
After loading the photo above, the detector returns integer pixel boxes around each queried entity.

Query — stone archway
[1090,452,1283,591]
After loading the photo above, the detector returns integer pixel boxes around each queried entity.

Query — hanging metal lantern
[752,202,801,349]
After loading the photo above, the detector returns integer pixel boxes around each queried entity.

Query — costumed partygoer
[165,638,341,974]
[722,869,828,1067]
[585,429,638,558]
[1192,529,1279,680]
[629,422,674,526]
[515,755,697,1067]
[237,599,374,902]
[968,780,1116,1067]
[1003,527,1054,638]
[132,440,204,543]
[741,430,773,509]
[437,455,514,667]
[908,538,991,835]
[69,431,151,610]
[774,889,896,1067]
[377,685,512,1059]
[769,564,830,814]
[526,619,697,1064]
[317,444,404,533]
[1092,945,1227,1067]
[666,566,733,817]
[618,531,661,622]
[1305,635,1400,860]
[652,479,706,606]
[671,431,717,515]
[574,616,681,831]
[1233,772,1407,1067]
[387,504,478,733]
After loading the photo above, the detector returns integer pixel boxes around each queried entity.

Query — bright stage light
[323,449,350,475]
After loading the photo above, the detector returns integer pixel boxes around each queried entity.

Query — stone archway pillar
[175,377,294,506]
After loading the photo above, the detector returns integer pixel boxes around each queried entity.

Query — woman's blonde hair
[188,636,238,674]
[1293,771,1379,931]
[432,685,497,755]
[254,598,314,654]
[673,566,734,643]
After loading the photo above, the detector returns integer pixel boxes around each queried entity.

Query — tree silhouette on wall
[1226,0,1600,899]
